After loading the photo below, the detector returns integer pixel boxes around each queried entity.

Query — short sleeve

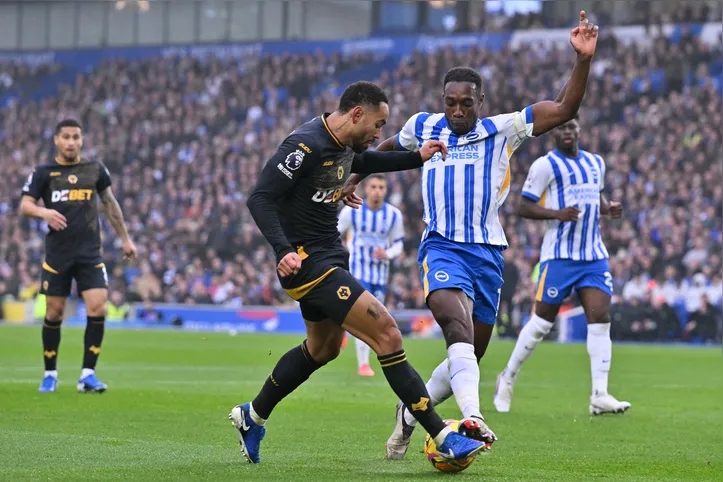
[396,113,426,152]
[488,106,534,152]
[389,208,405,244]
[521,157,553,203]
[21,168,46,199]
[96,162,112,192]
[594,154,606,191]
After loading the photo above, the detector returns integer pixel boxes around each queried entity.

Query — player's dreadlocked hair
[337,81,389,113]
[55,118,83,134]
[443,67,482,92]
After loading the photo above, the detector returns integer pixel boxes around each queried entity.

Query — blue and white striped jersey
[396,108,534,246]
[338,202,405,287]
[521,149,609,262]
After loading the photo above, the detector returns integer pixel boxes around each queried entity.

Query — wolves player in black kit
[231,82,486,464]
[19,119,136,393]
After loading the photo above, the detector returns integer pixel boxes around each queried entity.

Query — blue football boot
[436,430,486,461]
[229,403,266,464]
[77,373,107,393]
[38,375,58,393]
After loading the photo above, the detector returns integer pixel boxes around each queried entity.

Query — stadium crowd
[0,25,720,342]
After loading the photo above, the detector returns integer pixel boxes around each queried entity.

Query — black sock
[252,340,324,420]
[378,350,446,438]
[42,318,62,371]
[83,316,105,370]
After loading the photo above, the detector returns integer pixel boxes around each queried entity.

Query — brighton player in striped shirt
[338,174,405,377]
[493,117,631,416]
[343,11,600,458]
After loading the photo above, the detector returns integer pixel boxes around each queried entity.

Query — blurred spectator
[0,22,721,344]
[683,295,722,343]
[107,291,131,322]
[136,300,163,323]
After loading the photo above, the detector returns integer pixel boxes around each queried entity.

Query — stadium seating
[0,25,720,342]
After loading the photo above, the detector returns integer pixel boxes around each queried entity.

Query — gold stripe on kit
[284,268,337,300]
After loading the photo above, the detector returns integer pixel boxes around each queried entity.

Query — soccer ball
[424,419,479,473]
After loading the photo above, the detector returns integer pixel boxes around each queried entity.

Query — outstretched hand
[419,140,448,162]
[570,10,599,59]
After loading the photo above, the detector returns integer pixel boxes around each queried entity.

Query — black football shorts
[40,257,108,297]
[279,246,365,324]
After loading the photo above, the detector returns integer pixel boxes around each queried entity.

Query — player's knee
[371,317,403,355]
[587,307,611,324]
[311,345,341,364]
[86,303,107,317]
[435,311,473,345]
[535,305,558,323]
[306,339,341,364]
[45,302,65,321]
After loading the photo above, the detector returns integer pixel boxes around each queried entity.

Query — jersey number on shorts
[604,271,613,289]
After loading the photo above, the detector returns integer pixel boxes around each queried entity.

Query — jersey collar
[321,113,345,149]
[54,155,81,166]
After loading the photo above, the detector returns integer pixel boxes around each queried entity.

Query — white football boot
[589,392,631,415]
[385,402,416,460]
[493,371,515,413]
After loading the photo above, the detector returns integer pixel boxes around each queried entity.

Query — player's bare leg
[494,301,558,412]
[578,288,631,415]
[77,288,108,393]
[39,296,66,392]
[343,291,485,460]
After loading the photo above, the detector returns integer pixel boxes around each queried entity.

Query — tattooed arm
[99,187,137,259]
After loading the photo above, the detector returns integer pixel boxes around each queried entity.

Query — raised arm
[530,11,599,137]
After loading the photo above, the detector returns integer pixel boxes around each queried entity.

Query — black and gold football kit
[247,114,424,323]
[22,158,112,297]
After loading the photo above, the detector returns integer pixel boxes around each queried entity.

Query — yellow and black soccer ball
[424,419,479,473]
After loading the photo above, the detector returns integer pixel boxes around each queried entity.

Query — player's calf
[428,290,483,421]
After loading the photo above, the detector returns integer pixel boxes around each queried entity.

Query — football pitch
[0,325,721,481]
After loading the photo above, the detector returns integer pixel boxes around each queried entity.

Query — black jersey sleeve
[351,149,424,174]
[247,135,319,261]
[20,167,47,200]
[96,162,112,192]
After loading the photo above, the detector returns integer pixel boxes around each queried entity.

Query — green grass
[0,325,721,481]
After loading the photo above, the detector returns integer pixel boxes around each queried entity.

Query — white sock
[354,337,371,368]
[432,426,453,447]
[448,342,482,420]
[503,314,553,380]
[248,402,267,426]
[44,370,58,379]
[404,358,453,426]
[587,322,612,396]
[81,368,94,379]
